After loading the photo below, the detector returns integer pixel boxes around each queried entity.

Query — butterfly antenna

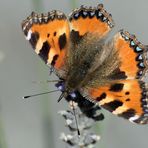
[32,80,59,84]
[71,101,80,136]
[23,90,59,99]
[57,92,66,102]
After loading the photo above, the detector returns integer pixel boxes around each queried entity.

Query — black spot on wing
[109,83,124,92]
[101,100,123,112]
[29,32,39,49]
[118,109,136,119]
[24,29,28,36]
[125,91,130,95]
[54,32,57,36]
[47,33,50,37]
[58,33,67,50]
[109,68,127,80]
[70,30,83,45]
[51,54,59,66]
[125,98,130,102]
[39,41,50,63]
[96,93,107,101]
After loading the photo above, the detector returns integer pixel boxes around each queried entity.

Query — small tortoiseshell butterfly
[22,4,148,124]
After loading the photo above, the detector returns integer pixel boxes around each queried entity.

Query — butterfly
[21,4,148,124]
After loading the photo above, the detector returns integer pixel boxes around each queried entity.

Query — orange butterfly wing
[69,4,114,44]
[112,30,148,79]
[22,11,70,73]
[21,4,148,124]
[84,79,148,124]
[82,30,148,124]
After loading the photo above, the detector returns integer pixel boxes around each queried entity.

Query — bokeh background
[0,0,148,148]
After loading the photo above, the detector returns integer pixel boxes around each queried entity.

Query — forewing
[22,11,70,75]
[69,4,115,45]
[112,30,148,79]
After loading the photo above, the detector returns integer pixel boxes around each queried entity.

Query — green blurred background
[0,0,148,148]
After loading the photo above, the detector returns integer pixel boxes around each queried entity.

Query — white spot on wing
[26,29,32,40]
[47,48,55,64]
[35,39,43,54]
[124,82,131,91]
[129,115,139,123]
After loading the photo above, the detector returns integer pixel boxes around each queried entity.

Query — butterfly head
[55,81,77,101]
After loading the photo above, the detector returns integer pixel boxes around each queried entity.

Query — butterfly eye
[70,92,77,99]
[55,82,65,92]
